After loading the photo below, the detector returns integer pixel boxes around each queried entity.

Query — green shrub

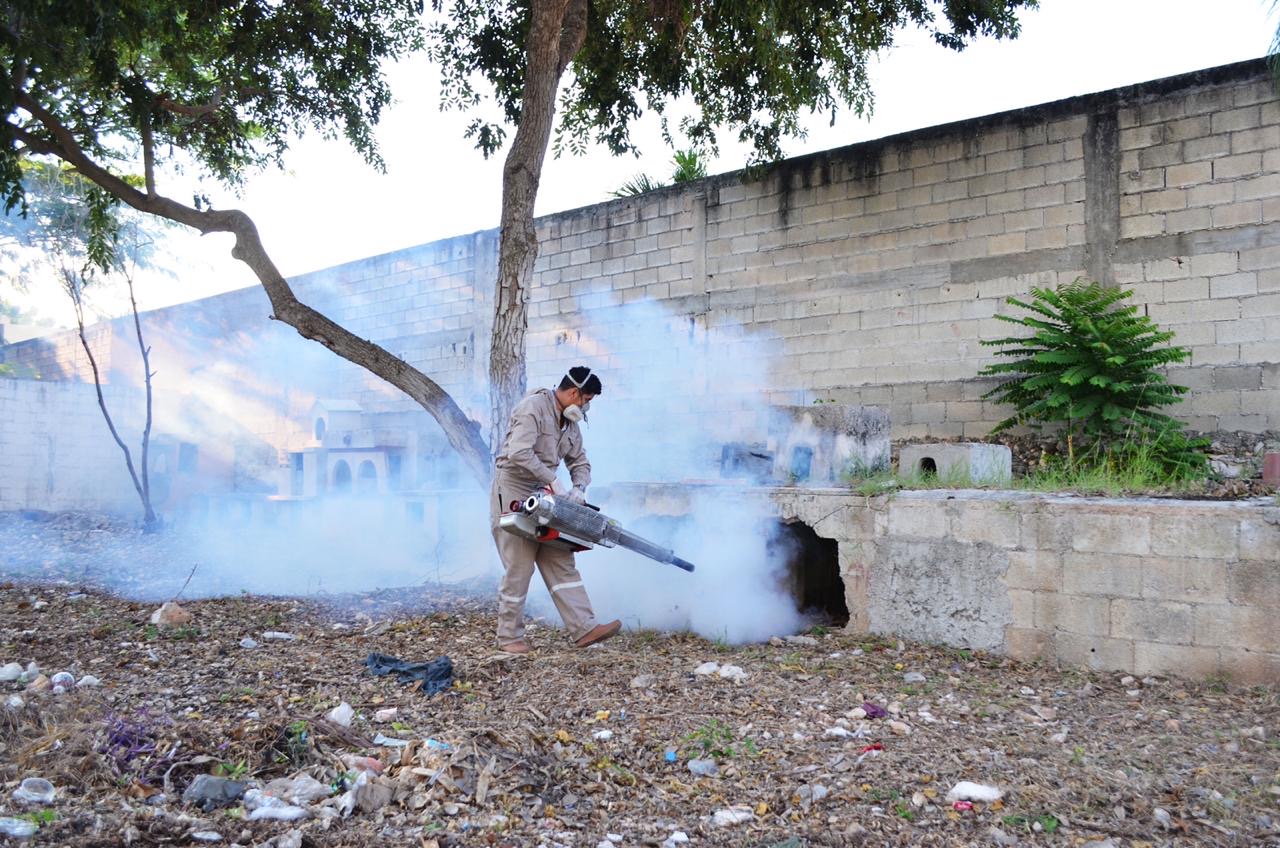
[979,280,1206,475]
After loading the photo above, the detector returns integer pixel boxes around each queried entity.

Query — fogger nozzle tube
[513,493,696,572]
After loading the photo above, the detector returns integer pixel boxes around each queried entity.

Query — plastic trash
[824,727,854,738]
[687,758,719,777]
[190,832,223,842]
[239,637,259,649]
[693,662,720,675]
[6,694,24,710]
[861,702,888,719]
[374,707,398,722]
[49,672,75,688]
[593,729,614,741]
[13,777,55,805]
[717,665,748,682]
[903,671,926,684]
[0,817,38,838]
[664,749,677,763]
[325,702,354,727]
[712,806,754,826]
[661,831,689,848]
[365,653,453,694]
[182,774,247,811]
[946,781,1003,803]
[262,631,297,641]
[372,733,409,747]
[0,662,23,682]
[244,788,310,821]
[77,675,101,688]
[263,775,332,806]
[953,800,974,811]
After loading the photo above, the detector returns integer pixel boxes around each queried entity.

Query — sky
[5,0,1277,326]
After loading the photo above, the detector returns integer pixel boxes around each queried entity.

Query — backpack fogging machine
[500,492,696,573]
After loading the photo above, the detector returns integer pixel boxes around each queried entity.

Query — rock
[12,777,56,805]
[593,730,614,741]
[629,674,656,688]
[183,775,247,811]
[988,826,1020,846]
[325,702,354,727]
[0,662,23,682]
[1119,675,1135,686]
[373,707,398,722]
[688,758,719,777]
[150,601,193,627]
[848,707,867,720]
[784,634,818,646]
[797,783,829,808]
[711,806,754,827]
[24,674,50,693]
[1049,731,1069,744]
[824,727,854,738]
[903,671,926,684]
[239,638,259,650]
[888,720,911,736]
[50,671,75,688]
[1018,686,1035,696]
[77,675,101,687]
[717,664,748,682]
[661,832,689,848]
[1153,807,1173,829]
[693,662,720,675]
[6,695,24,710]
[275,830,304,848]
[946,781,1003,803]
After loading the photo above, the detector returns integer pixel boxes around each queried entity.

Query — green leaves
[430,0,1033,163]
[980,279,1205,474]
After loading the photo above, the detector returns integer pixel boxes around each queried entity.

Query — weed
[213,760,248,780]
[680,719,758,760]
[807,625,829,637]
[894,802,915,821]
[1002,813,1059,833]
[17,809,57,828]
[1069,746,1085,766]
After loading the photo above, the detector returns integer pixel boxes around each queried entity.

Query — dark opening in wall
[770,521,848,627]
[919,456,937,476]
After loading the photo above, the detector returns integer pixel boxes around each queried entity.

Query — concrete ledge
[604,482,1280,683]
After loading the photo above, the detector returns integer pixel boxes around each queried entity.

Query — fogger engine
[499,492,696,573]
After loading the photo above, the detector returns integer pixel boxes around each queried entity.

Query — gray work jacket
[493,388,591,498]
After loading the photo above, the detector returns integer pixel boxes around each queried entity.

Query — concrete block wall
[0,379,145,512]
[3,59,1277,445]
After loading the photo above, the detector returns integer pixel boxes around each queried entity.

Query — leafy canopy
[430,0,1036,161]
[0,1,425,215]
[979,280,1205,473]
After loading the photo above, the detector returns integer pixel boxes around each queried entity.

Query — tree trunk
[13,89,496,488]
[488,0,588,447]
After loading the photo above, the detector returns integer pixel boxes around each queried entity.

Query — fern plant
[980,280,1205,473]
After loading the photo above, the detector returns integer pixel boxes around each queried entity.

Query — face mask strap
[566,367,592,391]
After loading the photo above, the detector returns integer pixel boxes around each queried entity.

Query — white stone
[946,781,1003,803]
[693,662,720,675]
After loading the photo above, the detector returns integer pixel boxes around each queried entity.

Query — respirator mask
[562,368,592,423]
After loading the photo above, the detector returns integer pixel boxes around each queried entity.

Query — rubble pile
[0,583,1277,847]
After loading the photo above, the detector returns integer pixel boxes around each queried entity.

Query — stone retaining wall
[609,483,1280,683]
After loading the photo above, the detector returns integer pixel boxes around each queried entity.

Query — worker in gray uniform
[490,365,621,654]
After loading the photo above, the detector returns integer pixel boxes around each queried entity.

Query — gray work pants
[490,477,597,645]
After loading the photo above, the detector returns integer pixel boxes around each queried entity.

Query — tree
[429,0,1036,441]
[0,0,495,488]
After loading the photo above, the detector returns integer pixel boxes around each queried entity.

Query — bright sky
[8,0,1278,326]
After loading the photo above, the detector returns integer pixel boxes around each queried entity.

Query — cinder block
[898,442,1011,483]
[1053,632,1134,673]
[1149,514,1238,559]
[1194,605,1277,653]
[1035,592,1109,636]
[1133,641,1220,679]
[1111,599,1195,644]
[1005,550,1062,592]
[953,502,1021,548]
[886,501,950,538]
[1062,552,1144,597]
[1142,557,1228,605]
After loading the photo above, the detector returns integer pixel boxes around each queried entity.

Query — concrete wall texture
[774,488,1280,684]
[2,59,1278,441]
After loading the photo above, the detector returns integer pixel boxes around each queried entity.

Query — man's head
[556,365,602,422]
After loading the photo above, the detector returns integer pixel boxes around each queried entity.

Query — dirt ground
[0,582,1277,848]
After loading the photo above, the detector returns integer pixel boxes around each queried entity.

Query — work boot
[498,640,531,655]
[575,620,621,648]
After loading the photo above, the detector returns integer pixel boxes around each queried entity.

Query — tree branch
[140,113,156,195]
[156,86,226,118]
[557,0,589,73]
[13,88,495,486]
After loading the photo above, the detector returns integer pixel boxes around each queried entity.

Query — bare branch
[156,86,225,118]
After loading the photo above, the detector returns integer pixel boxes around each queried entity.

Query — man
[490,365,621,654]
